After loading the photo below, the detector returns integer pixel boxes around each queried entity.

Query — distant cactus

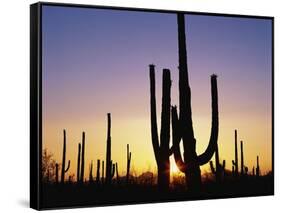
[89,160,93,183]
[240,140,244,175]
[96,159,101,184]
[60,130,70,184]
[252,166,255,176]
[80,132,86,183]
[232,130,239,177]
[126,144,132,184]
[256,155,260,177]
[102,160,105,183]
[77,143,81,182]
[105,114,115,184]
[209,144,225,183]
[149,64,173,190]
[115,162,119,182]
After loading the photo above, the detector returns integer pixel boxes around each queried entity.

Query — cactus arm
[149,64,161,165]
[160,69,171,157]
[171,106,186,173]
[197,75,219,165]
[210,161,215,174]
[65,160,70,172]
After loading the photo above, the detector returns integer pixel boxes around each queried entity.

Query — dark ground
[41,175,273,210]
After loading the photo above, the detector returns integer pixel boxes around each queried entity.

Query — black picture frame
[30,2,274,210]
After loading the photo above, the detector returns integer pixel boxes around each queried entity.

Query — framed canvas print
[30,2,274,210]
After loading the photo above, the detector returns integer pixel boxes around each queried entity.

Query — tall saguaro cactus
[240,140,244,175]
[105,113,115,184]
[126,144,132,184]
[149,65,173,190]
[256,155,260,177]
[102,160,105,183]
[171,13,219,191]
[61,129,71,183]
[115,162,119,182]
[89,160,94,182]
[80,132,86,183]
[77,143,81,182]
[96,159,101,183]
[232,130,239,177]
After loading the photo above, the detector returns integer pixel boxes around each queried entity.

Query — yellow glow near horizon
[43,107,272,180]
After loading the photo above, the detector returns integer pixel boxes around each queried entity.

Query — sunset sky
[42,5,272,179]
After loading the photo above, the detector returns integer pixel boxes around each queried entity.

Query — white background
[0,0,279,212]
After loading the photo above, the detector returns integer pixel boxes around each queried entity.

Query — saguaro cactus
[96,159,101,183]
[149,64,173,190]
[126,144,132,184]
[171,13,219,191]
[105,114,115,184]
[61,130,70,183]
[89,161,93,182]
[115,162,119,182]
[240,140,244,175]
[80,132,86,183]
[256,155,260,177]
[232,130,239,177]
[102,160,105,183]
[209,145,225,183]
[77,143,81,182]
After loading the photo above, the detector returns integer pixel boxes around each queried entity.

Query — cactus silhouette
[240,140,244,176]
[252,166,255,176]
[232,130,239,177]
[105,113,116,184]
[256,155,260,177]
[89,160,93,183]
[126,144,132,184]
[115,162,119,182]
[171,13,219,191]
[209,145,225,183]
[80,132,86,183]
[244,166,248,175]
[61,130,70,184]
[96,159,101,184]
[77,143,81,182]
[102,160,105,183]
[149,64,173,190]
